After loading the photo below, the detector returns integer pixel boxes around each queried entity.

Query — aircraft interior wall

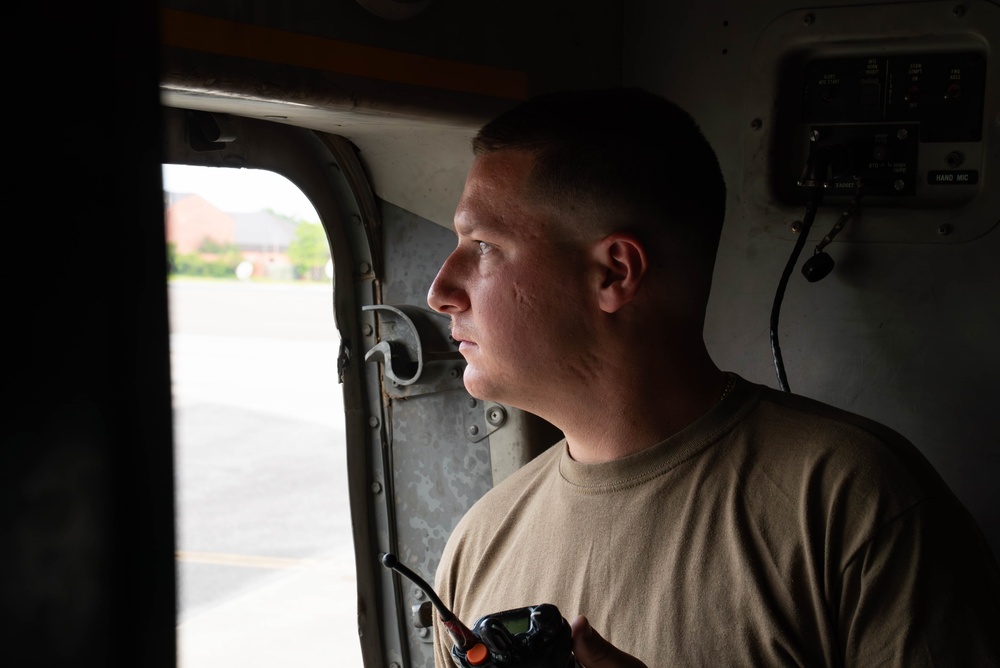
[619,0,998,559]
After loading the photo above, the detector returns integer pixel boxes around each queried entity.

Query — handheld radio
[381,553,576,668]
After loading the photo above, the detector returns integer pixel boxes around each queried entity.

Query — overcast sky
[162,164,321,223]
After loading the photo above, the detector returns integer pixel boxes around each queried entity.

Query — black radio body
[451,603,574,668]
[381,553,576,668]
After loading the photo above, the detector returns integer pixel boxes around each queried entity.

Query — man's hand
[570,615,649,668]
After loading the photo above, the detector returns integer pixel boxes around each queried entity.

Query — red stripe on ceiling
[159,8,528,100]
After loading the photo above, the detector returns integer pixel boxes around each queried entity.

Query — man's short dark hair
[472,87,726,277]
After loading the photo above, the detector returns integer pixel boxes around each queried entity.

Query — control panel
[776,51,986,204]
[742,2,999,244]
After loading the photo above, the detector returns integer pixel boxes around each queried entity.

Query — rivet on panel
[369,416,380,428]
[790,221,802,234]
[750,118,763,130]
[468,425,479,436]
[487,406,507,427]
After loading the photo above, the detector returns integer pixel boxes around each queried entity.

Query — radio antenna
[381,553,478,650]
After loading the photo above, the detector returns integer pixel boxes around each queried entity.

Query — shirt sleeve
[837,494,1000,666]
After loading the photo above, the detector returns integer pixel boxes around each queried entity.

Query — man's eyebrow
[454,214,501,237]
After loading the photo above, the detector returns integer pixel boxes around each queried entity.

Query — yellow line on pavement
[176,550,313,569]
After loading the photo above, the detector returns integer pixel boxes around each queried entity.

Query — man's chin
[461,369,501,403]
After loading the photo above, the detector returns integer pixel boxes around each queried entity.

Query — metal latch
[363,305,464,397]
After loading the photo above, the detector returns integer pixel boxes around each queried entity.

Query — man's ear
[592,233,648,313]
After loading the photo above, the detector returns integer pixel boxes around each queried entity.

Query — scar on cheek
[512,282,536,306]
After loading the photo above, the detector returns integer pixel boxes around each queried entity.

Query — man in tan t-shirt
[426,87,999,667]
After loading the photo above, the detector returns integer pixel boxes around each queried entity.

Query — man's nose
[427,252,470,314]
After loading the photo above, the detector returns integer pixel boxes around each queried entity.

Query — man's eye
[477,241,494,254]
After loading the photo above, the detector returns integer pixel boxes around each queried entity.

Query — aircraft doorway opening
[162,165,362,667]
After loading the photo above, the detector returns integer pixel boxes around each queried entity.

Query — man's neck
[553,353,727,464]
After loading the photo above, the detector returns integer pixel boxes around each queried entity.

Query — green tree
[198,237,237,254]
[287,222,331,280]
[168,238,244,278]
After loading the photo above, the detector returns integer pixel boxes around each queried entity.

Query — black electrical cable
[769,189,823,393]
[381,552,479,649]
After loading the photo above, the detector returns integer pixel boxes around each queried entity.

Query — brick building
[164,192,297,279]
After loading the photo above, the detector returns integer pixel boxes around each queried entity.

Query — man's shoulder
[744,381,933,471]
[734,379,954,516]
[749,381,907,444]
[729,379,991,576]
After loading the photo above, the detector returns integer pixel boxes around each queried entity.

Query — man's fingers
[570,615,649,668]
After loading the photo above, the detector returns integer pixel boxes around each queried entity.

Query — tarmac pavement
[177,552,363,667]
[169,280,365,667]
